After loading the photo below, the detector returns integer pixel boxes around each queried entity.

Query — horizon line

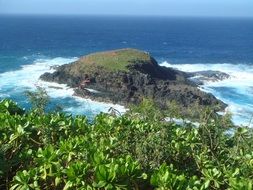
[1,13,253,19]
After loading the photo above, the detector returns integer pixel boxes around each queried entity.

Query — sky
[0,0,253,18]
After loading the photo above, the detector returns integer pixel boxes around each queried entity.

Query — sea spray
[0,57,125,117]
[160,61,253,126]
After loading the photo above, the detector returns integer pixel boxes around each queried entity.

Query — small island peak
[40,48,226,110]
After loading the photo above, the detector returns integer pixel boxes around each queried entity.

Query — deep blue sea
[0,15,253,125]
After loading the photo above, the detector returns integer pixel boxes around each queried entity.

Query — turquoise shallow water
[0,15,253,125]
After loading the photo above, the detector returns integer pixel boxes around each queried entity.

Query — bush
[0,99,252,190]
[25,86,49,114]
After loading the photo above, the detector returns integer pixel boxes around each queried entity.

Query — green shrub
[0,99,252,190]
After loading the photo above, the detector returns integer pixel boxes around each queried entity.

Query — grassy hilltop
[75,48,154,71]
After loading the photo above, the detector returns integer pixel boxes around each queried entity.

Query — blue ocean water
[0,15,253,125]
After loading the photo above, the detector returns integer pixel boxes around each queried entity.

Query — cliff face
[40,49,226,109]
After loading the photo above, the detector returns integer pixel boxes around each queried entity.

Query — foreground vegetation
[0,99,253,190]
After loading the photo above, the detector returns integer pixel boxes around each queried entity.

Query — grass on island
[72,48,154,72]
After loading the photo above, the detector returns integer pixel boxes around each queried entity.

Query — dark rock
[40,49,227,111]
[187,70,230,85]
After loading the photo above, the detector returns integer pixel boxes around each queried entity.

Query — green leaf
[63,181,73,190]
[204,180,210,189]
[55,177,61,186]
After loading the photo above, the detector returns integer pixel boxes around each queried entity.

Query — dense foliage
[0,99,253,190]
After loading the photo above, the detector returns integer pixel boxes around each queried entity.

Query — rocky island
[40,48,226,110]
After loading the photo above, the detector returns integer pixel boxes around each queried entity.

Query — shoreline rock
[187,70,230,85]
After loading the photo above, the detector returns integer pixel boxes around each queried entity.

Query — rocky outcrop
[40,49,226,110]
[187,71,230,85]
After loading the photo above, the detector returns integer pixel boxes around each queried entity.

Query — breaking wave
[0,57,125,117]
[160,62,253,127]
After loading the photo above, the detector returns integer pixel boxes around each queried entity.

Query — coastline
[160,62,253,127]
[42,61,253,126]
[38,80,127,115]
[39,49,227,117]
[0,55,251,126]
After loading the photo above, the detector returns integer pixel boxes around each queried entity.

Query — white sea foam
[0,57,125,116]
[85,88,101,93]
[160,61,253,127]
[1,57,252,125]
[0,57,76,88]
[0,93,10,98]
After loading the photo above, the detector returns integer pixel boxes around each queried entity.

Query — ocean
[0,15,253,125]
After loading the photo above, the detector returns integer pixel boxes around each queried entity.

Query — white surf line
[0,57,126,115]
[160,61,253,127]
